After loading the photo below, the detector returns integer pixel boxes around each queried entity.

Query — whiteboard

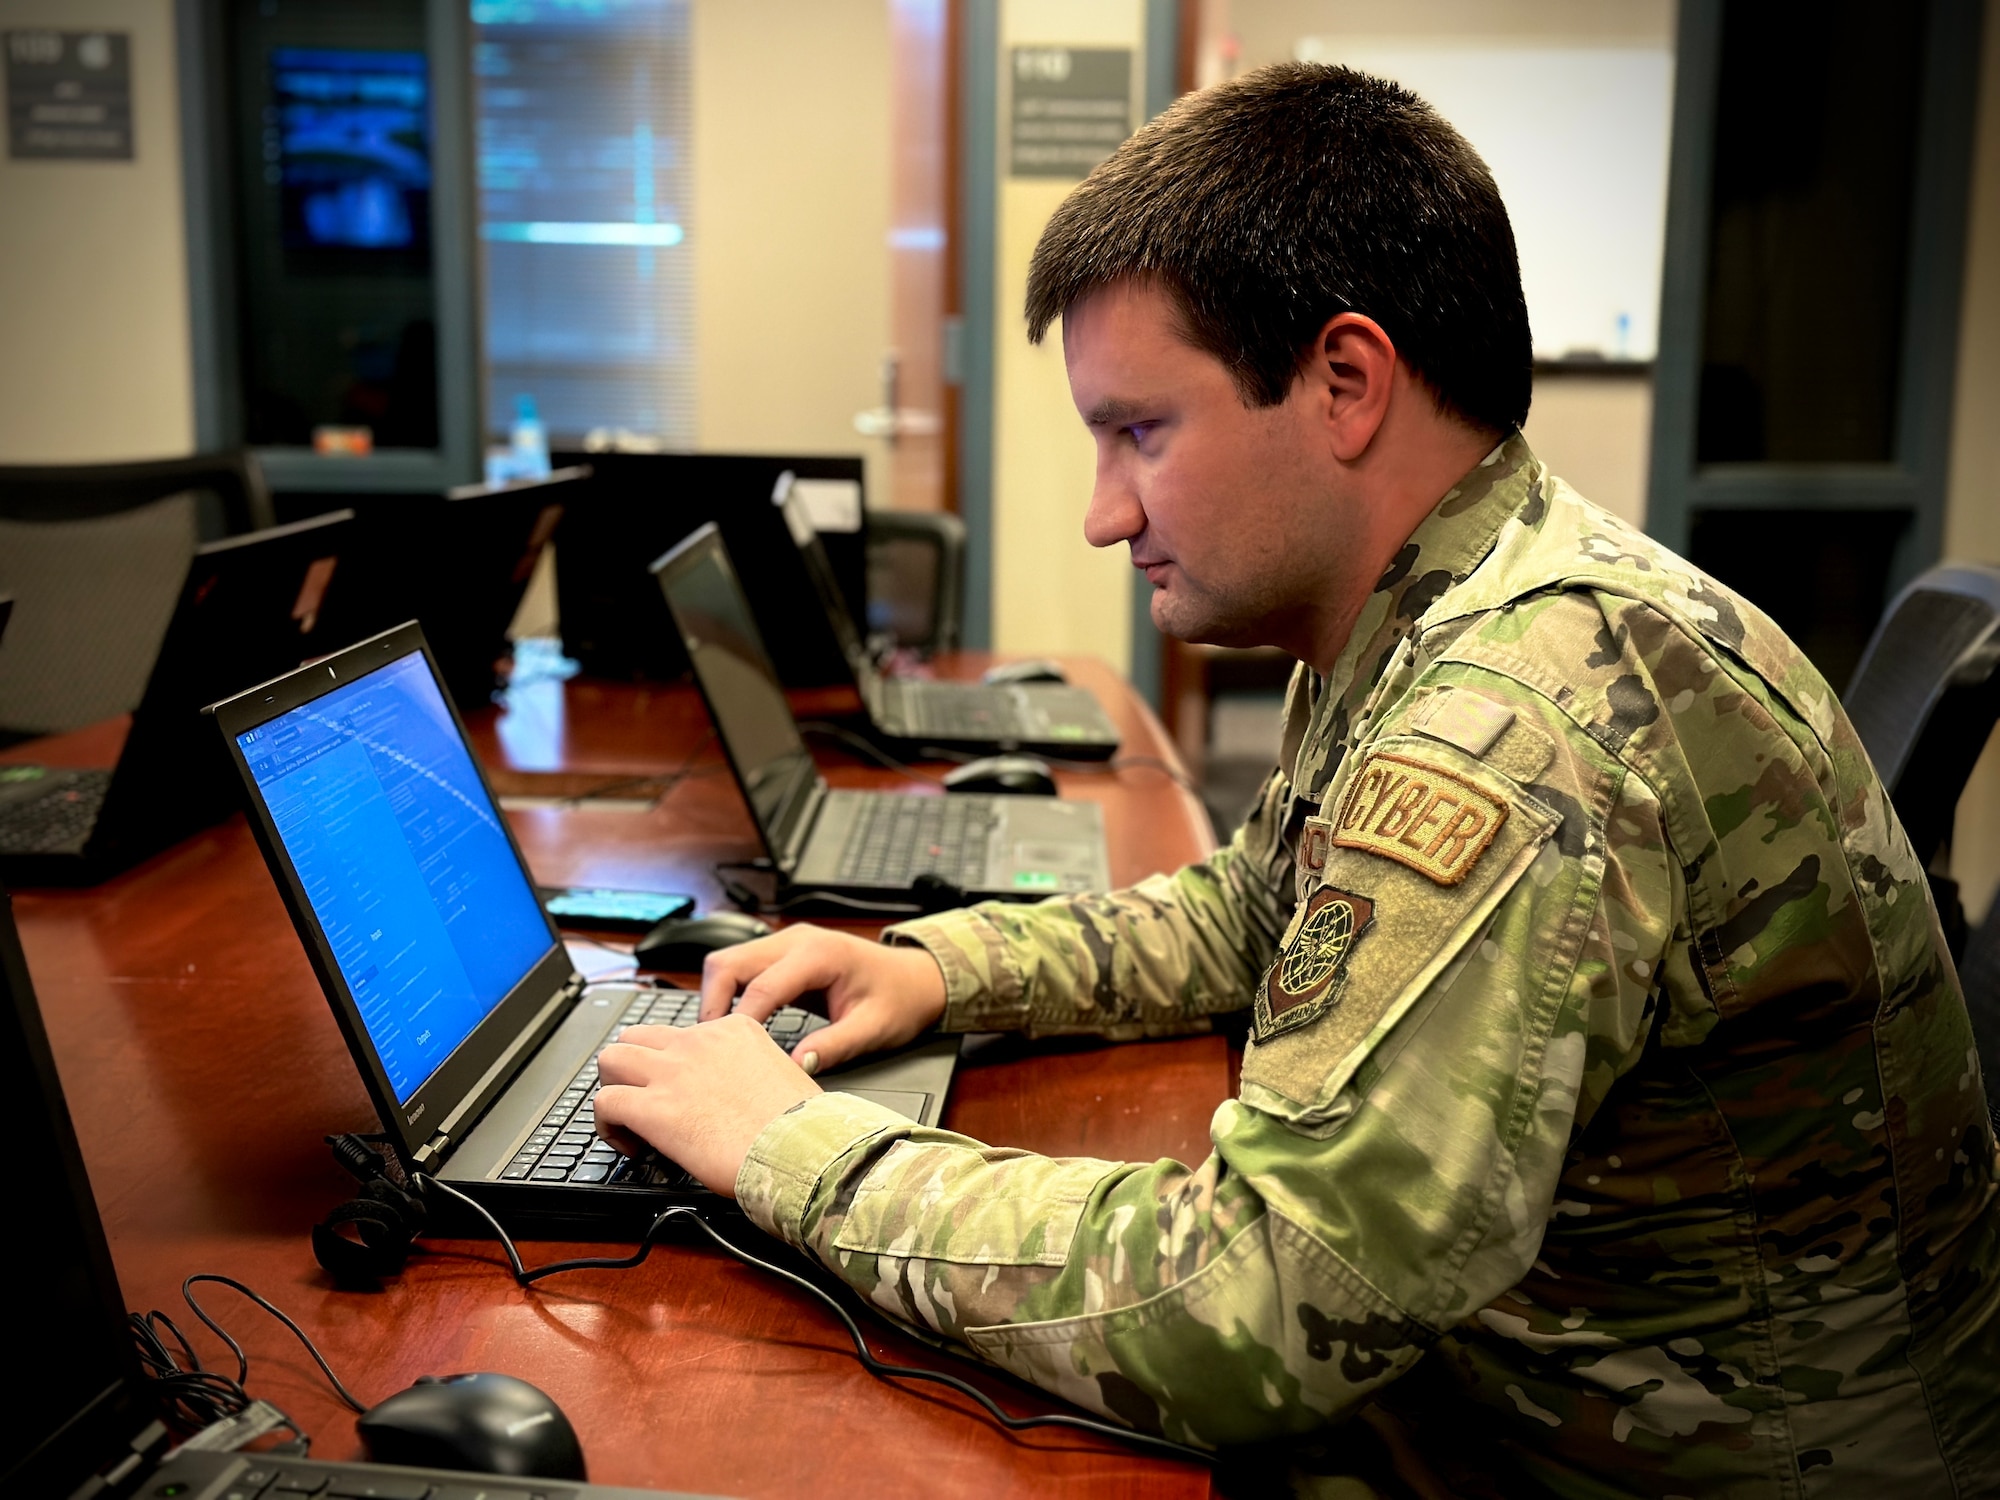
[1293,38,1675,362]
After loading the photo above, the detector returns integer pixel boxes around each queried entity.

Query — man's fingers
[590,1083,650,1155]
[697,939,779,1020]
[790,1011,892,1076]
[734,949,837,1022]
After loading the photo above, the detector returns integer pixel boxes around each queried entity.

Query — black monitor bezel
[650,524,822,868]
[205,622,575,1163]
[0,889,158,1496]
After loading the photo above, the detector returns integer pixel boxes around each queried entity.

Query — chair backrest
[1842,562,2000,868]
[866,509,965,656]
[0,450,274,540]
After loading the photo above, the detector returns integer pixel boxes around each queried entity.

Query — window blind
[473,0,694,443]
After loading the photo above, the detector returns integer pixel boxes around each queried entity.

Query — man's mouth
[1132,555,1171,586]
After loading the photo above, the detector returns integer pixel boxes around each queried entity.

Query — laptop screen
[235,650,554,1103]
[655,530,818,848]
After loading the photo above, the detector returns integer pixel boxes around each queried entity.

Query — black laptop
[0,887,708,1499]
[654,525,1112,907]
[552,451,869,688]
[0,511,355,887]
[207,622,960,1239]
[312,467,580,713]
[771,476,1123,760]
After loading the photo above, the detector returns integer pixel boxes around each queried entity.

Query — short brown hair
[1026,63,1532,434]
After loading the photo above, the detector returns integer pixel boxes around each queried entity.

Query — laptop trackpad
[833,1086,931,1121]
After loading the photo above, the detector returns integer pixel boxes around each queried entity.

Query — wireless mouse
[634,909,774,971]
[356,1371,586,1479]
[941,754,1058,797]
[981,658,1068,685]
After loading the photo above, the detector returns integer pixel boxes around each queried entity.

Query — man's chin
[1149,587,1268,650]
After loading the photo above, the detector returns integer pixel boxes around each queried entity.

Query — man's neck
[1299,415,1501,674]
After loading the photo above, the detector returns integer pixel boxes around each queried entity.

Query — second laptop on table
[653,523,1112,910]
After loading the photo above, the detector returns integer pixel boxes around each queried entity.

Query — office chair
[866,509,965,656]
[0,451,273,739]
[1842,561,2000,1123]
[0,450,275,538]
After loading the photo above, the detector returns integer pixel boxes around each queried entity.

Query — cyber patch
[1331,749,1508,886]
[1254,885,1375,1041]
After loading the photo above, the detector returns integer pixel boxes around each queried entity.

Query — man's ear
[1314,313,1397,462]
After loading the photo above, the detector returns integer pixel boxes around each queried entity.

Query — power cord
[797,719,1197,793]
[418,1177,1213,1467]
[797,721,944,784]
[129,1273,376,1445]
[711,860,966,918]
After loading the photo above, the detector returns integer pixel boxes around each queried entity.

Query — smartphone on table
[538,886,696,933]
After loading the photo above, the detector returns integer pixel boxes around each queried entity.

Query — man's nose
[1084,462,1144,550]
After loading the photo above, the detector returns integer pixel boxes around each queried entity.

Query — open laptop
[312,467,580,713]
[653,525,1112,907]
[207,622,959,1239]
[552,451,869,688]
[0,887,706,1499]
[772,475,1123,760]
[0,511,354,887]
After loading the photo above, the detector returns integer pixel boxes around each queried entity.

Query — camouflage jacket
[736,436,2000,1498]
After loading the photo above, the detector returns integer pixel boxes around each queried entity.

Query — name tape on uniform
[1331,749,1508,886]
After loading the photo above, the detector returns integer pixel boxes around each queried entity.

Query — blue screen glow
[240,653,552,1104]
[271,47,431,251]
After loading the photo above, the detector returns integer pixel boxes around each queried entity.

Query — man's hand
[594,1013,820,1195]
[695,924,948,1075]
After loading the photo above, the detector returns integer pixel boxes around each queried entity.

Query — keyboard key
[501,1163,533,1180]
[530,1166,570,1181]
[568,1162,610,1183]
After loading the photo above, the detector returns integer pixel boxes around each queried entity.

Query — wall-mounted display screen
[271,46,431,252]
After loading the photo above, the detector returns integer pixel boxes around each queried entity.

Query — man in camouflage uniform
[595,65,2000,1496]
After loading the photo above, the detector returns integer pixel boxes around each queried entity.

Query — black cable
[799,720,1198,793]
[128,1309,262,1433]
[179,1274,371,1415]
[797,721,944,784]
[417,1177,1212,1467]
[711,861,928,917]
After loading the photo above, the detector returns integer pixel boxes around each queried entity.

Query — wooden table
[9,655,1227,1497]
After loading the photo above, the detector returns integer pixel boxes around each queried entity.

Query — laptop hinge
[416,977,583,1167]
[782,778,826,872]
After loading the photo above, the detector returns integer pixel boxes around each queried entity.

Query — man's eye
[1125,422,1158,445]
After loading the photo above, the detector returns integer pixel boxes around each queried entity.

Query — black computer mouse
[356,1372,586,1480]
[941,754,1058,797]
[633,909,774,971]
[981,658,1068,685]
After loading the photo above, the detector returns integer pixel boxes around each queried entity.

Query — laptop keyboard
[499,989,828,1187]
[836,794,996,888]
[0,769,110,855]
[888,682,1019,738]
[195,1455,564,1500]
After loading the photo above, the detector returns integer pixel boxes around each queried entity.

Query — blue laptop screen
[237,651,552,1103]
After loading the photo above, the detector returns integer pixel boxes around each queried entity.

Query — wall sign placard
[6,30,132,161]
[1009,46,1131,180]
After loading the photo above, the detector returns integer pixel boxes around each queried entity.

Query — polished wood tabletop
[8,653,1226,1498]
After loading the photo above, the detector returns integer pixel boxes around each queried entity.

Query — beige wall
[689,0,893,503]
[988,0,1147,672]
[1947,0,2000,923]
[1523,376,1651,527]
[0,0,193,462]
